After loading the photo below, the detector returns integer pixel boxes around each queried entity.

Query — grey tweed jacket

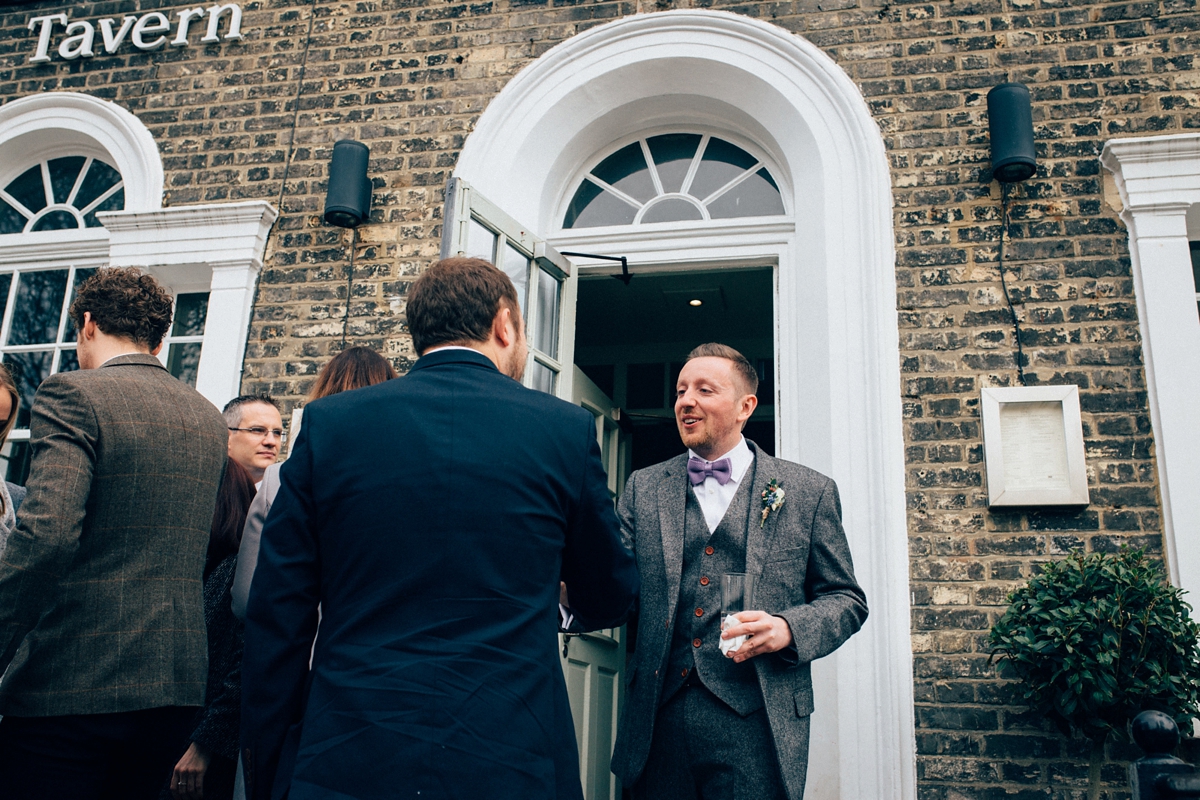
[610,441,868,800]
[0,354,228,716]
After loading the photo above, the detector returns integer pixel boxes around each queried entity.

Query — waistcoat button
[700,576,709,586]
[704,546,714,555]
[692,638,702,648]
[694,607,703,617]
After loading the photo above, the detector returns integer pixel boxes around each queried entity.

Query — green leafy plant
[989,547,1200,800]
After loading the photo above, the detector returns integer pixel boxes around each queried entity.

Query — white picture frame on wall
[981,385,1090,507]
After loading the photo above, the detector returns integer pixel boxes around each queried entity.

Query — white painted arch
[455,10,915,799]
[0,91,163,209]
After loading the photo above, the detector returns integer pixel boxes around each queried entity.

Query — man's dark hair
[685,342,760,396]
[222,394,280,428]
[68,268,175,349]
[406,257,522,354]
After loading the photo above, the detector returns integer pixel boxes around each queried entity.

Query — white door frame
[453,10,913,798]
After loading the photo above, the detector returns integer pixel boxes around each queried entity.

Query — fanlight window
[0,157,125,234]
[563,134,785,229]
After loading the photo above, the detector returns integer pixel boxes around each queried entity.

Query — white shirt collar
[423,345,483,355]
[688,436,754,485]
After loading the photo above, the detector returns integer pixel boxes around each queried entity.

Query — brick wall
[3,0,1195,794]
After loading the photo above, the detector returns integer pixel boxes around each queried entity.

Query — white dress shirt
[689,437,755,533]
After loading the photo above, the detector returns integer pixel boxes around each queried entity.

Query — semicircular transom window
[0,156,125,235]
[563,134,785,229]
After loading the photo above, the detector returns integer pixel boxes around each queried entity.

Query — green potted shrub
[988,547,1200,800]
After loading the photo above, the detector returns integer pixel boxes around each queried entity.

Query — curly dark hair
[68,268,175,349]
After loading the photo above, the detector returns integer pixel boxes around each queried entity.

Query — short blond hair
[684,343,759,396]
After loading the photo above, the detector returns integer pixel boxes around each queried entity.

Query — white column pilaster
[1103,135,1200,595]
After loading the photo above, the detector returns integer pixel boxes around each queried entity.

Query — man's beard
[505,343,527,382]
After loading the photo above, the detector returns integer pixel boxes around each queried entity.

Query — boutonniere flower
[760,479,785,528]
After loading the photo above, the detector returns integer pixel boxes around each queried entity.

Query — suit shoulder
[758,452,834,489]
[628,453,688,486]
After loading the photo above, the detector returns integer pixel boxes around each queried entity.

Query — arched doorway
[453,11,914,797]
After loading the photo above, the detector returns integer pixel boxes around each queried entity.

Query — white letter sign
[27,4,244,63]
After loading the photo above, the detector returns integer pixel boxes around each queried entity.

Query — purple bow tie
[688,456,732,486]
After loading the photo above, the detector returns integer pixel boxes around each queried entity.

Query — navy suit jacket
[240,349,640,800]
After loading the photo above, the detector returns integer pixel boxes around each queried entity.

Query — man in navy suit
[240,257,640,800]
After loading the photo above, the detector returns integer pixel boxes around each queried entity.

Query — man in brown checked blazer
[608,343,868,800]
[0,269,229,800]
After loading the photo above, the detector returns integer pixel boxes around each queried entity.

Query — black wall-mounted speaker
[324,140,372,228]
[987,83,1037,183]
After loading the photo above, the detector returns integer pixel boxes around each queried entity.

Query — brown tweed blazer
[0,354,228,716]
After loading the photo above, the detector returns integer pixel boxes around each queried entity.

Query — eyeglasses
[228,426,285,441]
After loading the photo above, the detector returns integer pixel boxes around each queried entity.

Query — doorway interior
[574,266,776,470]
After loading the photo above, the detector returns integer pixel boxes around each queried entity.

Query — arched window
[0,156,125,234]
[563,133,785,228]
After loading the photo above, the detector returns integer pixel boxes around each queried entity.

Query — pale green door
[564,366,631,800]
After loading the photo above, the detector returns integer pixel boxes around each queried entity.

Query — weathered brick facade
[2,0,1195,794]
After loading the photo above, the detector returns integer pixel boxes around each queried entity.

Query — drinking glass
[720,573,754,655]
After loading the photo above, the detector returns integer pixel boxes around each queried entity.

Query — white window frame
[560,127,790,230]
[1101,134,1200,596]
[0,92,276,413]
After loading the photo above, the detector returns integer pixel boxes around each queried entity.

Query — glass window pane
[82,187,124,228]
[59,349,79,373]
[63,268,98,343]
[570,187,638,229]
[530,359,556,395]
[8,270,69,346]
[501,244,529,315]
[30,210,80,232]
[1192,242,1200,291]
[690,137,761,200]
[535,268,560,359]
[466,218,497,263]
[647,133,702,194]
[706,169,785,220]
[590,142,656,203]
[172,293,209,336]
[74,161,122,211]
[167,342,203,387]
[2,440,31,486]
[48,157,86,205]
[641,198,704,224]
[0,274,12,324]
[3,351,54,429]
[0,198,27,234]
[564,179,605,229]
[5,166,47,215]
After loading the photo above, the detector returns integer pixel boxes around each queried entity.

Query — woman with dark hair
[167,458,257,800]
[230,346,396,617]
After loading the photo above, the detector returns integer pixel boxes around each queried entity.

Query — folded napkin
[720,614,748,656]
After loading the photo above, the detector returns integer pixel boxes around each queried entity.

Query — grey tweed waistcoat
[660,468,764,716]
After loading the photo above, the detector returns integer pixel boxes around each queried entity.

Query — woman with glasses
[0,364,25,557]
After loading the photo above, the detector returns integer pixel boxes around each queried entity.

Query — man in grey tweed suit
[0,268,228,800]
[608,343,868,800]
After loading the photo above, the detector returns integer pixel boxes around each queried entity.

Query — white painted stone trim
[457,11,914,798]
[1101,134,1200,597]
[0,92,163,208]
[100,200,278,408]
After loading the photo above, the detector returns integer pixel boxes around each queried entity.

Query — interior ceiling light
[689,298,703,307]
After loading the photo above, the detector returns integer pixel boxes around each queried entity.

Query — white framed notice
[981,385,1090,507]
